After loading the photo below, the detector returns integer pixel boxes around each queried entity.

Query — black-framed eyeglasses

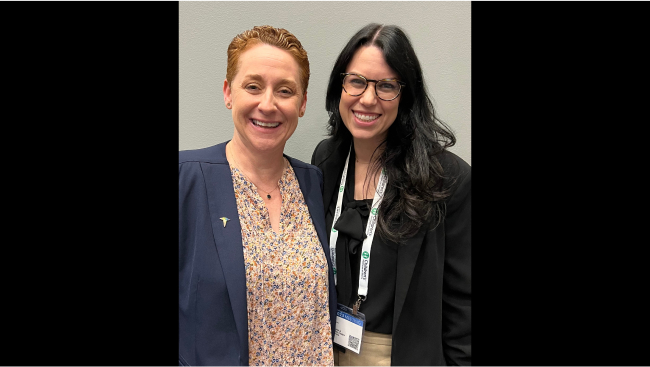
[341,73,405,101]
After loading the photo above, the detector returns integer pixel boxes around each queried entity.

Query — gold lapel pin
[219,217,230,228]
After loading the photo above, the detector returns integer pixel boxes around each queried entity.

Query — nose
[359,82,378,106]
[258,89,277,114]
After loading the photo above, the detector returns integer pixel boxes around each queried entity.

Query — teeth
[354,112,379,121]
[252,119,279,128]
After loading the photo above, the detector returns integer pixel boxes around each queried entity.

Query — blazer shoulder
[439,150,470,181]
[437,150,471,206]
[311,137,338,167]
[179,141,228,165]
[287,155,323,180]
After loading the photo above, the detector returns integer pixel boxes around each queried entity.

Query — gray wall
[180,1,471,165]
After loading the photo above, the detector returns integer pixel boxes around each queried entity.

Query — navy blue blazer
[179,141,337,366]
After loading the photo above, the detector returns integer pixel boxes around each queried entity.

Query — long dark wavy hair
[325,23,457,244]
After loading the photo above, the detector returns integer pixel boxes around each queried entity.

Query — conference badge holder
[333,303,366,354]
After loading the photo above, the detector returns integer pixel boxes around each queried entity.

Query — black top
[325,150,397,334]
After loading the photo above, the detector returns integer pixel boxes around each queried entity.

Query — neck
[353,137,384,165]
[226,138,286,184]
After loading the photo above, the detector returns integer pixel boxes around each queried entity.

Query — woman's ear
[223,79,232,109]
[299,91,307,117]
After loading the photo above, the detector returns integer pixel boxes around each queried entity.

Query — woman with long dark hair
[312,23,471,365]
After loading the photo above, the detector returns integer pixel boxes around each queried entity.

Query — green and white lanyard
[330,145,388,308]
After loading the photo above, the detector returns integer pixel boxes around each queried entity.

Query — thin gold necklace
[229,145,282,200]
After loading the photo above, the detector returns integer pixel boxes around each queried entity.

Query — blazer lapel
[290,156,328,255]
[391,214,428,334]
[318,138,350,211]
[202,144,249,365]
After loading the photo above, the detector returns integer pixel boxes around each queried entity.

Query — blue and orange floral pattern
[231,161,333,366]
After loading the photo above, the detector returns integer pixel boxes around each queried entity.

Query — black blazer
[311,137,471,366]
[179,141,337,366]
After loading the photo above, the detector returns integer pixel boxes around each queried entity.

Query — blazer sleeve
[442,160,472,365]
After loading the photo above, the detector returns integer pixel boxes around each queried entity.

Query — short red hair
[226,25,310,93]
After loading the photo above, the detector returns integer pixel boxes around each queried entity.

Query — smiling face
[339,45,400,147]
[224,43,307,156]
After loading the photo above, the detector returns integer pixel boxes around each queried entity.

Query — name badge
[333,303,365,354]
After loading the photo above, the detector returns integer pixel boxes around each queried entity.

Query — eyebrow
[348,72,399,81]
[243,74,299,88]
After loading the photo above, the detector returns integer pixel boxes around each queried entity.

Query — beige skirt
[334,330,392,366]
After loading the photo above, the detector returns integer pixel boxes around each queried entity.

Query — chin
[252,138,287,153]
[350,129,383,142]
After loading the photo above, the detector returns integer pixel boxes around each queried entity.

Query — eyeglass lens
[342,74,401,100]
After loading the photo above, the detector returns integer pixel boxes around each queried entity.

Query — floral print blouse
[231,160,334,366]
